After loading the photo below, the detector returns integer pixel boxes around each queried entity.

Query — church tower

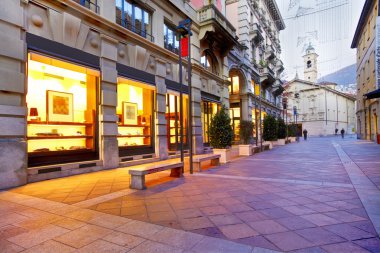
[303,43,318,83]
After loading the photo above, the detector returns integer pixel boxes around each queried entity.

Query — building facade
[0,0,239,188]
[226,0,286,143]
[284,47,356,136]
[351,0,380,142]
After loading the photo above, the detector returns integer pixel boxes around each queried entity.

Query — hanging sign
[181,37,189,57]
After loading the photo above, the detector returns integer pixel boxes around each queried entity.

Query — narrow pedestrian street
[1,137,380,252]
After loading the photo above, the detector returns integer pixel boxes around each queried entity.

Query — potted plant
[209,105,234,163]
[276,117,286,145]
[239,120,255,156]
[262,114,278,149]
[287,124,297,142]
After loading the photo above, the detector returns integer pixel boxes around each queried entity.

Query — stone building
[284,46,356,136]
[225,0,286,143]
[351,0,380,142]
[0,0,237,188]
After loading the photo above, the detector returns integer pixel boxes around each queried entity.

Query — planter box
[239,145,252,156]
[285,139,291,144]
[263,141,273,150]
[213,148,231,163]
[275,139,286,145]
[289,137,296,142]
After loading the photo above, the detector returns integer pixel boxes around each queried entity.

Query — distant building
[351,0,380,142]
[284,46,356,136]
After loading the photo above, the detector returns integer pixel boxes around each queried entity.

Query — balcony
[273,79,285,96]
[250,23,264,43]
[275,60,284,74]
[72,0,99,13]
[265,45,276,60]
[259,66,276,83]
[197,4,239,56]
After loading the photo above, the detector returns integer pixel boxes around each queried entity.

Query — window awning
[364,88,380,99]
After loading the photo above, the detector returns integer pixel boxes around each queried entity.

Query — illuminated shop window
[117,78,154,152]
[27,52,99,167]
[201,101,219,144]
[166,93,188,151]
[228,76,240,95]
[229,107,241,142]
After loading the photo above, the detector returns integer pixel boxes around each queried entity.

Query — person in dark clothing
[303,129,308,140]
[341,128,345,139]
[335,128,338,135]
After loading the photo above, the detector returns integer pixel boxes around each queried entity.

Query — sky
[275,0,366,81]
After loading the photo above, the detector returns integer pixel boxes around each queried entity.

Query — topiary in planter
[239,120,255,145]
[277,117,286,139]
[263,114,278,141]
[209,105,233,149]
[287,124,297,137]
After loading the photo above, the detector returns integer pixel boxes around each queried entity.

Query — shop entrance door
[166,93,188,151]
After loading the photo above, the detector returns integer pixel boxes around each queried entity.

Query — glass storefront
[117,77,154,156]
[229,106,241,142]
[201,101,219,145]
[27,52,99,167]
[166,93,188,151]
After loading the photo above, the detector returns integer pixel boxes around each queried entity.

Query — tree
[209,105,234,148]
[263,114,278,141]
[287,124,297,137]
[277,117,286,139]
[239,120,255,145]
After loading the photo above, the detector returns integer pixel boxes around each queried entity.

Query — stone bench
[263,143,270,150]
[252,146,260,154]
[193,154,221,172]
[128,160,183,190]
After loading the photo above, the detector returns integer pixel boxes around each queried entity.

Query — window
[229,107,241,142]
[164,23,179,54]
[201,50,219,75]
[201,101,219,144]
[166,93,188,151]
[27,52,99,167]
[228,76,240,95]
[307,60,312,68]
[73,0,99,13]
[117,78,154,155]
[116,0,153,42]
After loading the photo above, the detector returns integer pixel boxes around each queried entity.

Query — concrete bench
[252,146,260,154]
[128,160,183,190]
[263,143,270,150]
[193,154,221,172]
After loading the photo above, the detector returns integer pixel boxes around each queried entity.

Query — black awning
[364,88,380,99]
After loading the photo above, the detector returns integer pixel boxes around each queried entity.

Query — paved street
[1,136,380,252]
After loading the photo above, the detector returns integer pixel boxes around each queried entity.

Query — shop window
[164,23,179,54]
[201,101,220,145]
[228,76,240,95]
[27,52,99,167]
[229,107,241,142]
[115,0,153,42]
[72,0,99,13]
[117,78,154,155]
[166,93,188,151]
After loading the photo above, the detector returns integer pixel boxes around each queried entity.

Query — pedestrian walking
[303,129,308,141]
[335,128,338,135]
[340,128,345,139]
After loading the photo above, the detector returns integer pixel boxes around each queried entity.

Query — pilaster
[155,59,168,160]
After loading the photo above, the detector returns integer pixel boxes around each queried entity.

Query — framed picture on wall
[123,102,138,125]
[47,90,74,122]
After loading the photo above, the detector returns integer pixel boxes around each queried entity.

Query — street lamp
[293,105,298,141]
[176,19,193,174]
[282,98,288,139]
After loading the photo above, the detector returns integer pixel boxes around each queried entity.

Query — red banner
[181,37,188,57]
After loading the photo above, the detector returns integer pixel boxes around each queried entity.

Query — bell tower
[303,43,318,83]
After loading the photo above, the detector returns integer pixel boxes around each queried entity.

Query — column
[155,59,168,160]
[0,0,27,189]
[192,74,203,154]
[99,35,119,169]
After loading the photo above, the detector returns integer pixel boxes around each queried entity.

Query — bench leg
[170,166,183,177]
[130,175,146,190]
[210,158,220,167]
[193,162,201,172]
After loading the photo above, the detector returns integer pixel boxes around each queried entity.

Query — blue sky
[276,0,365,80]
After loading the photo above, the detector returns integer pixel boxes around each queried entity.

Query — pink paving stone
[208,214,241,226]
[323,210,366,223]
[323,223,375,240]
[294,227,345,245]
[200,205,229,216]
[354,237,380,252]
[325,200,360,210]
[236,235,280,251]
[218,223,258,239]
[291,196,317,205]
[247,201,277,210]
[300,213,340,226]
[259,207,294,219]
[290,246,327,253]
[248,220,288,234]
[283,205,316,215]
[270,198,298,207]
[349,220,378,235]
[265,231,314,252]
[304,203,338,212]
[235,211,270,223]
[179,216,214,230]
[322,242,370,253]
[276,216,316,230]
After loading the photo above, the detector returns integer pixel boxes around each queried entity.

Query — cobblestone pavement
[2,136,380,252]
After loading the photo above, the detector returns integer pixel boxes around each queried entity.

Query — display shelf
[117,135,150,138]
[27,121,92,126]
[28,135,93,140]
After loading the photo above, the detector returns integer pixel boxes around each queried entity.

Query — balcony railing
[72,0,99,13]
[250,23,264,43]
[198,4,236,38]
[117,18,154,42]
